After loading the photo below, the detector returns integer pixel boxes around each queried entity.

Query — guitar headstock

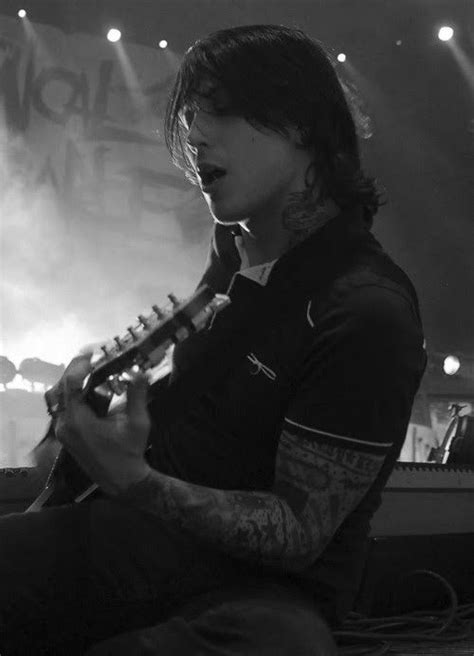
[85,285,229,400]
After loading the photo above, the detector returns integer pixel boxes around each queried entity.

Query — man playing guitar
[0,24,426,655]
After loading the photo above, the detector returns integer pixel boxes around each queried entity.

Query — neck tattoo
[282,188,339,250]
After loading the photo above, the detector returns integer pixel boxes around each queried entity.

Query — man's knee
[87,600,337,656]
[194,597,337,656]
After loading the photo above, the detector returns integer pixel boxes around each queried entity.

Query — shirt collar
[200,204,371,295]
[233,234,277,287]
[268,203,371,291]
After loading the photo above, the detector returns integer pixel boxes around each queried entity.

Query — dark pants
[0,498,337,655]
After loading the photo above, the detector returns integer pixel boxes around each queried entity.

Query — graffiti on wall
[0,18,206,238]
[0,17,210,369]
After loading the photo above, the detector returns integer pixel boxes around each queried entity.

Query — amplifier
[360,462,474,616]
[355,532,474,616]
[370,462,474,536]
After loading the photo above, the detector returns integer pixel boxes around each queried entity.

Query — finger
[78,342,103,356]
[63,352,93,397]
[126,373,151,431]
[68,350,94,369]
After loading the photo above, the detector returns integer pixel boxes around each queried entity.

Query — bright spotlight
[443,355,461,375]
[158,40,168,49]
[438,26,454,42]
[107,28,122,43]
[337,53,346,63]
[18,9,27,18]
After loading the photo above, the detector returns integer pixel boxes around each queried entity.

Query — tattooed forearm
[119,430,387,573]
[120,470,314,571]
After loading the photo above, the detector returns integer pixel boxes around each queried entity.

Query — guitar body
[30,445,100,510]
[26,286,230,512]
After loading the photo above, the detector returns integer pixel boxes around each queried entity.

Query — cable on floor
[334,569,474,655]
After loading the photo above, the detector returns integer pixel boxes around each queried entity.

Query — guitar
[26,285,230,512]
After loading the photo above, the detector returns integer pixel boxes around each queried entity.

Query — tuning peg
[137,314,149,328]
[101,345,110,358]
[152,304,165,319]
[127,326,138,340]
[168,293,180,307]
[113,336,123,350]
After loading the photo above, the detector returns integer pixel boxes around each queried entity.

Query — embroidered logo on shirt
[246,352,277,381]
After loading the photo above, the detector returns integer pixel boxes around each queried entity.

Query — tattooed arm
[117,286,419,572]
[119,429,386,572]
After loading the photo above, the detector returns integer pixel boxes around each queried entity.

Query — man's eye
[179,104,230,130]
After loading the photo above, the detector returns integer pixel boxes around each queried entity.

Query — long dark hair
[165,24,385,223]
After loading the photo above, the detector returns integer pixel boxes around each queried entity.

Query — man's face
[180,87,313,230]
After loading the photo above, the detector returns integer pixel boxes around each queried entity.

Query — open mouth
[199,168,227,190]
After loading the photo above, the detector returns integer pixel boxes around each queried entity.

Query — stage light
[18,9,27,18]
[0,356,17,388]
[337,53,346,63]
[443,355,461,375]
[107,28,122,43]
[396,40,402,46]
[438,26,454,42]
[158,40,168,49]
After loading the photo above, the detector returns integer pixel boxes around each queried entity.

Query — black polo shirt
[149,203,427,625]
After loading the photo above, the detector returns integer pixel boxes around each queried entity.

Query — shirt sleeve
[284,283,426,456]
